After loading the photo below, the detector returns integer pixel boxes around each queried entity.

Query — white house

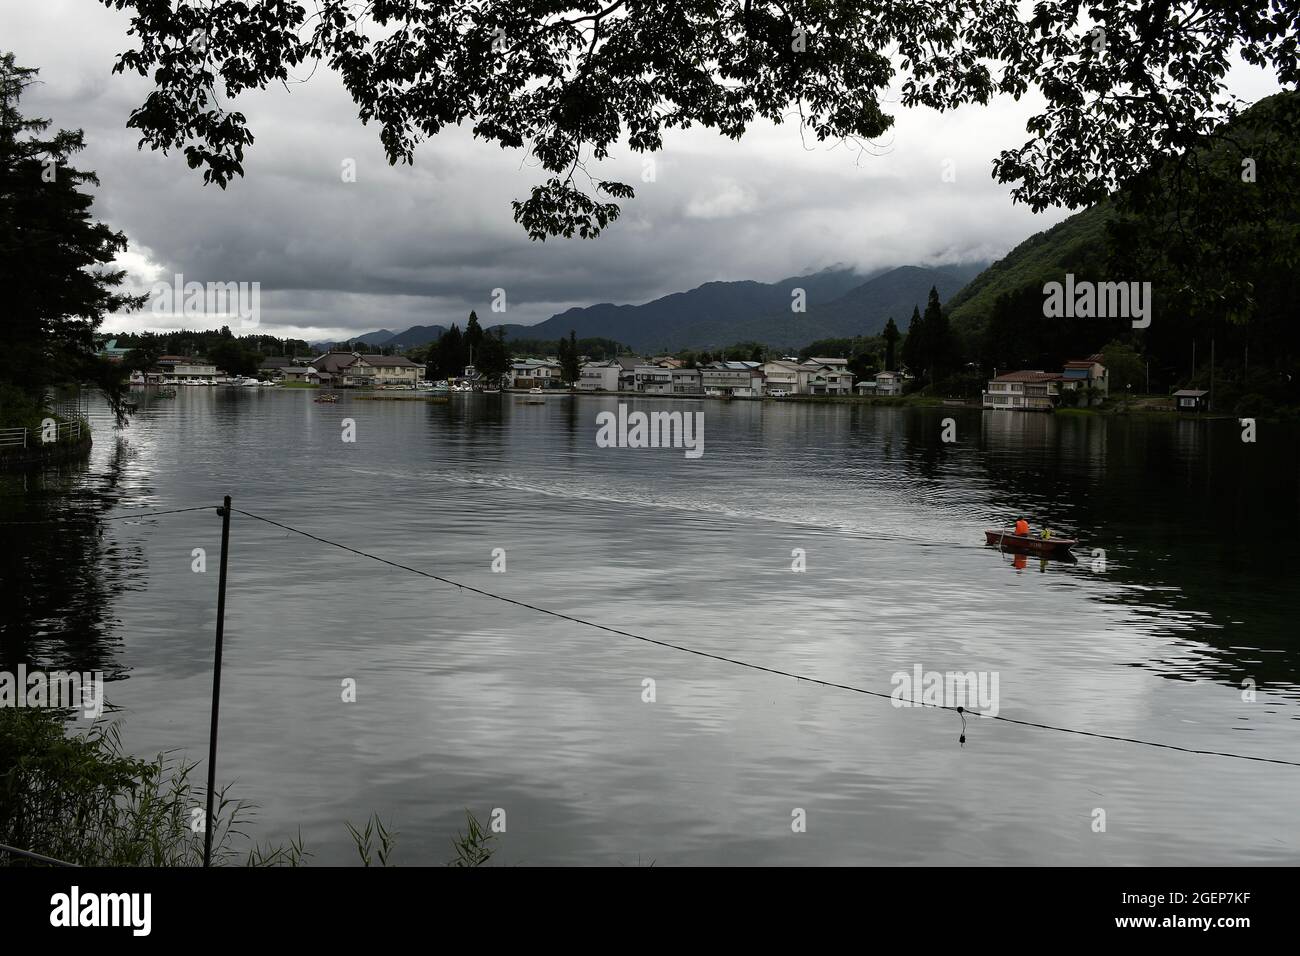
[701,361,765,397]
[1059,356,1109,403]
[510,360,561,388]
[365,354,423,387]
[761,360,802,395]
[633,365,674,393]
[874,371,903,396]
[671,367,703,394]
[578,360,621,391]
[982,371,1062,410]
[615,356,643,391]
[798,359,854,395]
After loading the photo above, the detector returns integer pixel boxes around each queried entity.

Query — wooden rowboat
[985,529,1078,560]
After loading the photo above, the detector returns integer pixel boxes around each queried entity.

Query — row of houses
[289,352,906,398]
[113,342,1115,412]
[259,351,424,388]
[575,356,906,397]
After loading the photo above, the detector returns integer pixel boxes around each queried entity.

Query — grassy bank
[0,708,496,866]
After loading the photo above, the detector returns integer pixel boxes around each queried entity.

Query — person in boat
[1040,527,1053,540]
[1014,518,1030,536]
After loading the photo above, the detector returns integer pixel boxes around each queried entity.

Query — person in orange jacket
[1014,518,1030,536]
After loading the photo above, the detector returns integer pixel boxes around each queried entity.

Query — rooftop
[363,354,421,367]
[992,370,1064,383]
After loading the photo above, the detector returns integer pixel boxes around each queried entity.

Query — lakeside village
[98,339,1144,412]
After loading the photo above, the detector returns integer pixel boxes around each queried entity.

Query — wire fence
[0,420,83,450]
[4,500,1300,769]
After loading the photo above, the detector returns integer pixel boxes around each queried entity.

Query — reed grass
[0,709,494,867]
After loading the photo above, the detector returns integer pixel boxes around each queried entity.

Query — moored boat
[984,529,1078,559]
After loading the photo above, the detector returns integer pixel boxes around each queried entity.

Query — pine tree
[475,328,511,387]
[882,317,900,371]
[464,311,484,364]
[901,306,924,378]
[2,54,143,422]
[560,330,581,385]
[438,324,465,378]
[921,286,953,382]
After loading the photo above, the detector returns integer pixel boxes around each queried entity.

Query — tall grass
[0,709,494,866]
[0,709,267,865]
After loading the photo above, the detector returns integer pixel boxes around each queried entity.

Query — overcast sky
[7,2,1283,342]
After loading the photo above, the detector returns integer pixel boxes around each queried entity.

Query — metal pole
[1210,338,1215,412]
[204,495,232,868]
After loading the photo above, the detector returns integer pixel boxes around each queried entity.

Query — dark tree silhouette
[1,53,143,422]
[99,2,1300,239]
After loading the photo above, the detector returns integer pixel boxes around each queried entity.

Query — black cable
[232,508,1300,770]
[0,505,214,526]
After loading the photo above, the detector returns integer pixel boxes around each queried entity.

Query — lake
[2,388,1298,865]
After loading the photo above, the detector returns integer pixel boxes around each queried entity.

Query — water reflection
[2,392,1297,864]
[0,435,145,677]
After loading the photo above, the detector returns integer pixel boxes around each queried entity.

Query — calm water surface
[3,389,1298,865]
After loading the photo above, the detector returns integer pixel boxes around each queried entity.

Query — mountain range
[317,262,986,353]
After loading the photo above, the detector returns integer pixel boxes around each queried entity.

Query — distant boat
[523,387,546,404]
[313,393,339,403]
[985,529,1078,560]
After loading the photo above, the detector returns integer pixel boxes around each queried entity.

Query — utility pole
[203,495,232,868]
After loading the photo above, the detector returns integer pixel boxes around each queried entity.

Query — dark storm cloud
[11,1,1099,341]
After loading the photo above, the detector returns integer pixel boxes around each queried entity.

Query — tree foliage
[475,328,512,385]
[881,317,900,372]
[1,53,143,420]
[100,2,1300,239]
[207,339,262,377]
[465,310,484,360]
[558,330,582,384]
